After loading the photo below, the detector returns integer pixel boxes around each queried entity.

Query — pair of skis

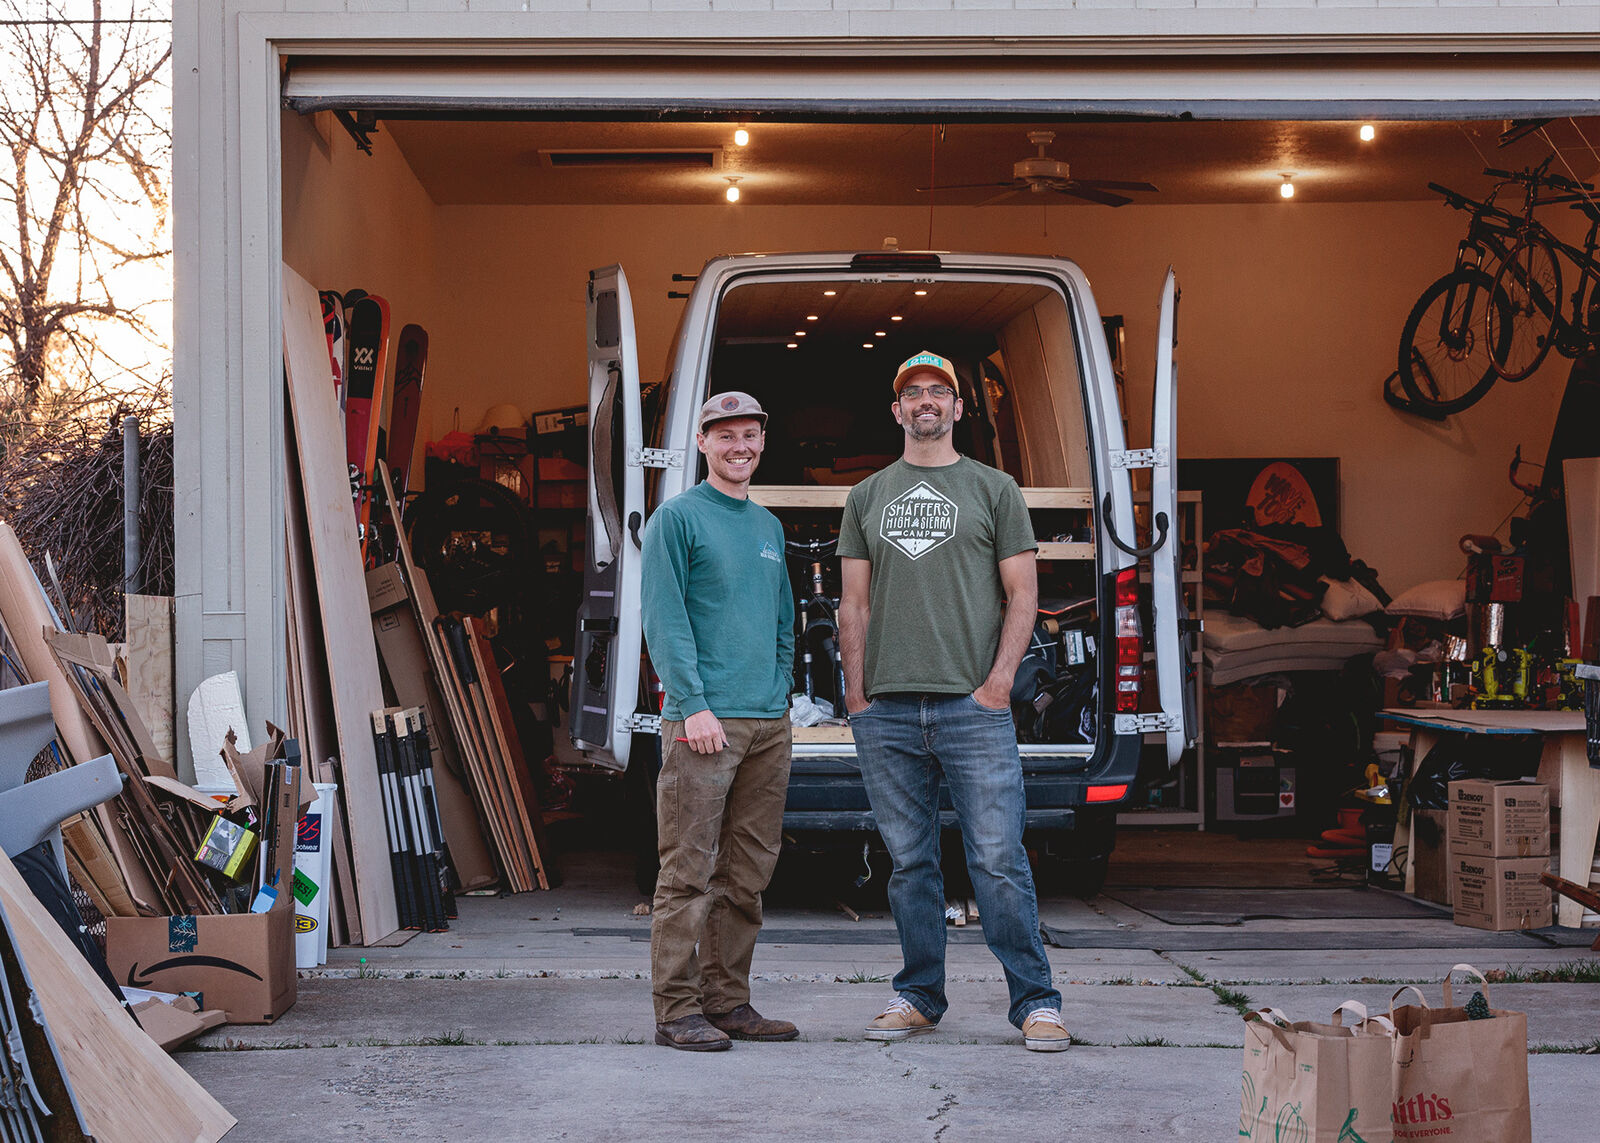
[370,706,455,932]
[318,289,429,564]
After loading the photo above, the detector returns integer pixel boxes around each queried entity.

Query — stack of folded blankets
[1202,612,1385,686]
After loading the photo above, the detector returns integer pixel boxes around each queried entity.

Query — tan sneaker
[1022,1007,1071,1052]
[864,997,939,1041]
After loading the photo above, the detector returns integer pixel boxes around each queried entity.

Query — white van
[571,249,1196,891]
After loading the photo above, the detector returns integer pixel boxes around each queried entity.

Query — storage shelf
[750,485,1094,510]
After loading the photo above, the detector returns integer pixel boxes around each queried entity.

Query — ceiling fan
[917,131,1159,207]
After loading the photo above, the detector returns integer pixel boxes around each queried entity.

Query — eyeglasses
[899,384,954,401]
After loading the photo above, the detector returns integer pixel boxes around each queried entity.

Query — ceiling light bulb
[862,343,874,349]
[823,290,836,296]
[794,331,806,337]
[875,331,887,337]
[890,315,903,322]
[1359,124,1376,142]
[806,315,819,321]
[786,342,798,349]
[725,185,740,203]
[914,289,928,296]
[724,176,742,203]
[734,129,750,147]
[1279,175,1295,199]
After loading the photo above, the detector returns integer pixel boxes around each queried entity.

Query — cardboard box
[107,908,297,1023]
[1411,808,1452,906]
[107,756,302,1023]
[1447,779,1550,857]
[1450,855,1553,931]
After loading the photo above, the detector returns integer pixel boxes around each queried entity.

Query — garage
[173,8,1600,951]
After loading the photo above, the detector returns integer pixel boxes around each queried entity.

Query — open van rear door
[1149,268,1199,765]
[569,265,646,771]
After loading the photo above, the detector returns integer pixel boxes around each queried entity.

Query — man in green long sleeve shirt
[641,391,797,1052]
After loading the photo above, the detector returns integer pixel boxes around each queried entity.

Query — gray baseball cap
[698,391,768,432]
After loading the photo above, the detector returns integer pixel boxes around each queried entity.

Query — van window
[703,276,1092,491]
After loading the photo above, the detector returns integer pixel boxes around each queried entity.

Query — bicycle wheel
[1488,235,1561,382]
[1398,268,1510,415]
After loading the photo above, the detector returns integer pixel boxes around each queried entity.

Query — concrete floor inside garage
[179,830,1598,1141]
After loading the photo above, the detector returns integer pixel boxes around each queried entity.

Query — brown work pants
[651,716,792,1024]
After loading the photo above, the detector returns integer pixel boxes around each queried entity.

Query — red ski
[319,290,346,410]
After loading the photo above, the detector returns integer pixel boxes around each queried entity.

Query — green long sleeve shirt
[641,482,795,722]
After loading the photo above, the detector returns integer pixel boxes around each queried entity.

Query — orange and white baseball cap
[892,350,958,395]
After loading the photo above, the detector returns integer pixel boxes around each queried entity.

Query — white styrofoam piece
[186,671,251,789]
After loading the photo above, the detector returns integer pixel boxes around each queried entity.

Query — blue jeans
[850,693,1061,1028]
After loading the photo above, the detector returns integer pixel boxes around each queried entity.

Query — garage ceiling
[378,117,1600,207]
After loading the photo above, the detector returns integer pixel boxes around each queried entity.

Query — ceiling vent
[538,149,723,170]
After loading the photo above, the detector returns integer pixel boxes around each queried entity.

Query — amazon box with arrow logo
[105,752,302,1023]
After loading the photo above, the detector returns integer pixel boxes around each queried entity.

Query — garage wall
[425,200,1571,595]
[280,109,445,489]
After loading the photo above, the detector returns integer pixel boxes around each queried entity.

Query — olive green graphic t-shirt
[838,457,1036,697]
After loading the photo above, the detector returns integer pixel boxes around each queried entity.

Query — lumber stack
[372,706,454,932]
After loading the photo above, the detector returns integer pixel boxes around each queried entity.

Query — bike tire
[1397,268,1510,415]
[1487,235,1561,383]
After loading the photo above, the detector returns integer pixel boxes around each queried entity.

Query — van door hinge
[1110,447,1169,471]
[1114,712,1181,735]
[617,713,662,736]
[630,447,684,470]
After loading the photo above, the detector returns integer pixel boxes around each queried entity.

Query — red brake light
[1114,566,1142,713]
[1086,784,1129,804]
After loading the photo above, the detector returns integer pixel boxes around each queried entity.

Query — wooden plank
[448,628,533,892]
[122,594,175,776]
[367,575,496,890]
[432,617,524,892]
[284,420,339,783]
[0,522,106,765]
[282,264,398,944]
[749,484,1096,510]
[466,619,553,891]
[0,847,236,1142]
[792,725,854,744]
[1035,542,1095,562]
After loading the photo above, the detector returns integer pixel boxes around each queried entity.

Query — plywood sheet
[0,847,236,1141]
[282,263,398,943]
[122,594,176,776]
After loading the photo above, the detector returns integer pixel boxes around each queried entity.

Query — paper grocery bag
[1388,965,1531,1143]
[1240,1004,1396,1143]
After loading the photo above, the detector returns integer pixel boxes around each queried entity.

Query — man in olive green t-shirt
[838,350,1070,1053]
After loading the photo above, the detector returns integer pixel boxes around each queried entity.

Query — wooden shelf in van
[748,485,1094,509]
[791,724,854,743]
[1036,542,1094,561]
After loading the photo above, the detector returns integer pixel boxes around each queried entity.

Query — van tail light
[1086,784,1129,804]
[1114,566,1142,714]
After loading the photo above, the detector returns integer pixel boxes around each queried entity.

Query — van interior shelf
[748,485,1095,509]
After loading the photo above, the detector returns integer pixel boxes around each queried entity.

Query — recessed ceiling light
[806,315,819,321]
[914,289,928,296]
[724,176,742,203]
[890,315,903,322]
[1359,124,1376,142]
[823,290,836,297]
[794,331,806,337]
[786,342,798,349]
[875,331,887,337]
[862,343,874,349]
[734,129,750,147]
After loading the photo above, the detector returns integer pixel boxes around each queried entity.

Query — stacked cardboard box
[1448,779,1552,931]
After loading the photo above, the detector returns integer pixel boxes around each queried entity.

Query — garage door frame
[172,5,1600,774]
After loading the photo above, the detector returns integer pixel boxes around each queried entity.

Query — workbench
[1381,708,1596,928]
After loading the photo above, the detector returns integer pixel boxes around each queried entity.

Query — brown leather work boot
[655,1013,732,1052]
[704,1003,799,1042]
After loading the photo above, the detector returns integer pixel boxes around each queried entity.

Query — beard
[904,406,954,442]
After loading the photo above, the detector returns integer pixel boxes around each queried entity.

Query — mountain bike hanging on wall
[1485,183,1600,383]
[1395,158,1593,416]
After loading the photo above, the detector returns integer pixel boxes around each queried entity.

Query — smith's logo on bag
[880,482,958,560]
[1393,1091,1453,1126]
